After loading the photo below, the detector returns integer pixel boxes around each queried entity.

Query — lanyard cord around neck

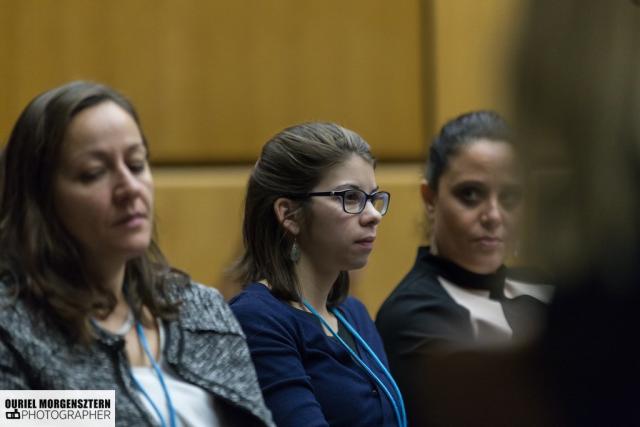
[130,322,177,427]
[332,309,407,427]
[302,300,407,427]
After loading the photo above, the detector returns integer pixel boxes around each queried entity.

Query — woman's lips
[355,236,376,250]
[474,236,503,249]
[114,213,147,228]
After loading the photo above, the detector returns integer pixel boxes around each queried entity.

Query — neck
[294,256,338,316]
[429,239,439,256]
[88,260,129,319]
[90,267,133,334]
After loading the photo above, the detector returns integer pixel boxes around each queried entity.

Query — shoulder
[167,279,227,313]
[0,277,36,330]
[398,252,444,292]
[383,248,445,306]
[339,296,371,318]
[230,284,311,344]
[376,264,468,342]
[0,277,15,309]
[230,283,272,305]
[505,267,555,303]
[168,279,224,305]
[167,280,243,335]
[377,266,450,326]
[230,283,298,325]
[0,278,65,367]
[338,296,379,335]
[391,269,443,300]
[230,283,287,315]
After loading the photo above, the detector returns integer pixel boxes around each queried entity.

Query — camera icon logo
[6,409,21,420]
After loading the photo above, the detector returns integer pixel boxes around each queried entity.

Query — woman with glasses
[0,81,274,427]
[375,110,553,426]
[229,122,406,427]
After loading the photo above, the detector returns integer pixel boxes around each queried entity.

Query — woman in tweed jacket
[0,81,273,427]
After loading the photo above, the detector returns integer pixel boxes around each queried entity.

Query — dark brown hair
[0,81,184,343]
[427,110,511,191]
[233,122,375,307]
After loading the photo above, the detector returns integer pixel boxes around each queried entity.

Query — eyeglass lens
[343,190,388,214]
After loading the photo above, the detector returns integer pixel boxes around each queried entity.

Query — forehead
[445,139,519,182]
[61,101,143,156]
[315,154,376,189]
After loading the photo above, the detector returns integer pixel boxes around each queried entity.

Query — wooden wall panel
[431,0,525,127]
[0,0,426,162]
[1,0,527,314]
[154,163,425,314]
[153,167,248,298]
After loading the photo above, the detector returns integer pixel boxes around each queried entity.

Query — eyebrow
[332,183,380,193]
[451,180,487,188]
[451,180,522,190]
[70,142,147,163]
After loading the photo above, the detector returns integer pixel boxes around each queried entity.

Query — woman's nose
[480,198,502,228]
[113,167,143,203]
[361,199,383,226]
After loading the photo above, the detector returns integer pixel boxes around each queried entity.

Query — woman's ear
[420,179,437,215]
[273,197,300,235]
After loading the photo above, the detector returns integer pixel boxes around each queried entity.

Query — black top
[375,246,552,426]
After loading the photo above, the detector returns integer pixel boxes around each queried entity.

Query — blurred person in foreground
[0,81,274,426]
[410,1,640,426]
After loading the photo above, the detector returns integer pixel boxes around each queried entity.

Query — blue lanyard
[302,300,407,427]
[130,322,177,427]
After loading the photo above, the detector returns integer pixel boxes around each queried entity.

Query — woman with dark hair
[375,110,553,426]
[229,123,406,427]
[0,81,274,427]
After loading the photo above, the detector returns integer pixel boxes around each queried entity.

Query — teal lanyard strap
[302,300,407,427]
[332,309,407,427]
[131,322,178,427]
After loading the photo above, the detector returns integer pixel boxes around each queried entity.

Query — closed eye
[78,168,106,183]
[128,160,147,174]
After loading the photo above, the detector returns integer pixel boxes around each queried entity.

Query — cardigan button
[371,388,378,395]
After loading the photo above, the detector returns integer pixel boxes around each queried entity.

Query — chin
[346,257,370,271]
[120,240,152,260]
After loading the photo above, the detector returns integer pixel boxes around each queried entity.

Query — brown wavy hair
[232,122,375,307]
[0,81,184,343]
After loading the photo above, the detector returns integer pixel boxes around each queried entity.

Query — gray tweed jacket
[0,280,274,427]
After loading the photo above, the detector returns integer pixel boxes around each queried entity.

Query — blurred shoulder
[0,274,27,320]
[160,269,221,303]
[0,275,50,344]
[169,279,224,306]
[164,275,242,333]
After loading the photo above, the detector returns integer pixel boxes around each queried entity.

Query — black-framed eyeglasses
[287,189,390,215]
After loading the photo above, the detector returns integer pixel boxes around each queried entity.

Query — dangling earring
[290,239,301,263]
[512,240,521,259]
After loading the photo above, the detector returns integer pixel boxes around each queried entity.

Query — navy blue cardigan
[230,283,397,427]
